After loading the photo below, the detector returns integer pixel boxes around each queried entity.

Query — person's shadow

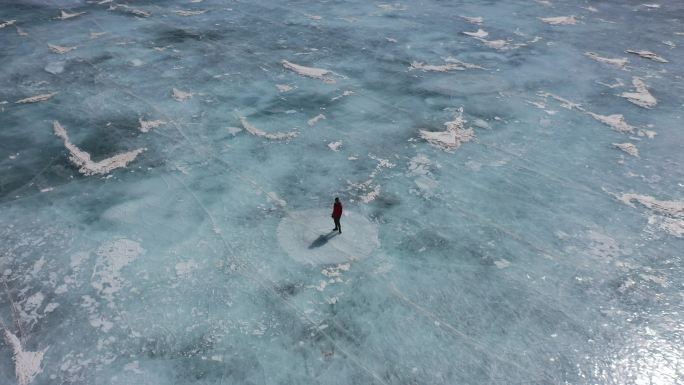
[308,231,339,249]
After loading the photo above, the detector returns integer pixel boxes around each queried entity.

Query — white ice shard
[48,44,76,54]
[307,114,326,126]
[587,113,634,133]
[419,108,475,151]
[613,143,639,157]
[138,118,166,133]
[4,330,47,385]
[0,19,16,28]
[15,92,57,104]
[410,59,482,72]
[58,10,85,20]
[462,29,488,38]
[172,88,193,101]
[619,77,657,108]
[539,15,578,25]
[625,49,668,63]
[584,52,628,69]
[174,10,207,16]
[239,117,297,140]
[53,121,144,176]
[281,60,335,83]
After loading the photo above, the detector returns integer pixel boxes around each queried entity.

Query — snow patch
[53,121,144,176]
[619,77,657,108]
[15,93,57,104]
[419,108,475,151]
[172,88,193,101]
[539,16,578,25]
[138,118,166,133]
[3,331,47,385]
[240,117,297,140]
[307,114,326,126]
[281,60,335,83]
[584,52,628,69]
[626,50,668,63]
[613,143,639,157]
[48,44,76,54]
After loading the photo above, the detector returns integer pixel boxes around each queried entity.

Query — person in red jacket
[332,197,343,233]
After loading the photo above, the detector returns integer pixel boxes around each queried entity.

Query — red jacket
[332,202,343,218]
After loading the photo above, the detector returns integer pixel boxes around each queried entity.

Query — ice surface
[0,0,683,384]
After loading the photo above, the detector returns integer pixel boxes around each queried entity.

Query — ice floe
[3,331,47,385]
[15,92,57,104]
[625,49,668,63]
[419,107,475,151]
[539,16,578,25]
[53,121,145,176]
[584,52,628,69]
[172,88,193,101]
[619,77,657,108]
[48,44,76,54]
[239,117,297,140]
[613,143,639,157]
[281,60,335,83]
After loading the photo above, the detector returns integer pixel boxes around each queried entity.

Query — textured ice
[1,0,683,384]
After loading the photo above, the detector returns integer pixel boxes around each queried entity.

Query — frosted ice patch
[277,209,379,264]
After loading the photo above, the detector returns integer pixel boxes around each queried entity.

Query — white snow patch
[281,60,335,83]
[240,117,297,140]
[53,121,144,176]
[172,88,193,101]
[327,141,342,151]
[584,52,628,69]
[276,84,294,92]
[14,92,57,104]
[58,10,85,20]
[307,114,326,126]
[619,77,657,108]
[460,16,483,24]
[613,143,639,157]
[4,331,47,385]
[174,10,207,16]
[539,16,578,25]
[419,107,475,151]
[48,44,76,54]
[494,259,511,269]
[587,113,635,133]
[462,29,488,38]
[138,118,166,133]
[91,239,143,303]
[625,49,668,63]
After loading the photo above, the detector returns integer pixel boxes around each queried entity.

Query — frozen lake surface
[1,0,683,384]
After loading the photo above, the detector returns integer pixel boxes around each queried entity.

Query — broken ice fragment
[619,77,656,108]
[240,117,297,140]
[419,108,475,151]
[539,16,578,25]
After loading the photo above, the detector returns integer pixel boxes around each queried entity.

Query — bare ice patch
[53,121,144,176]
[277,209,379,264]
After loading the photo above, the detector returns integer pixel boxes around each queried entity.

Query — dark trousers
[333,217,341,231]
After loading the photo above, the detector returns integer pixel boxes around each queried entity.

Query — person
[331,197,342,233]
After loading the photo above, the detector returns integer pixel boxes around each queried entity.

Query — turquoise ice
[0,0,682,384]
